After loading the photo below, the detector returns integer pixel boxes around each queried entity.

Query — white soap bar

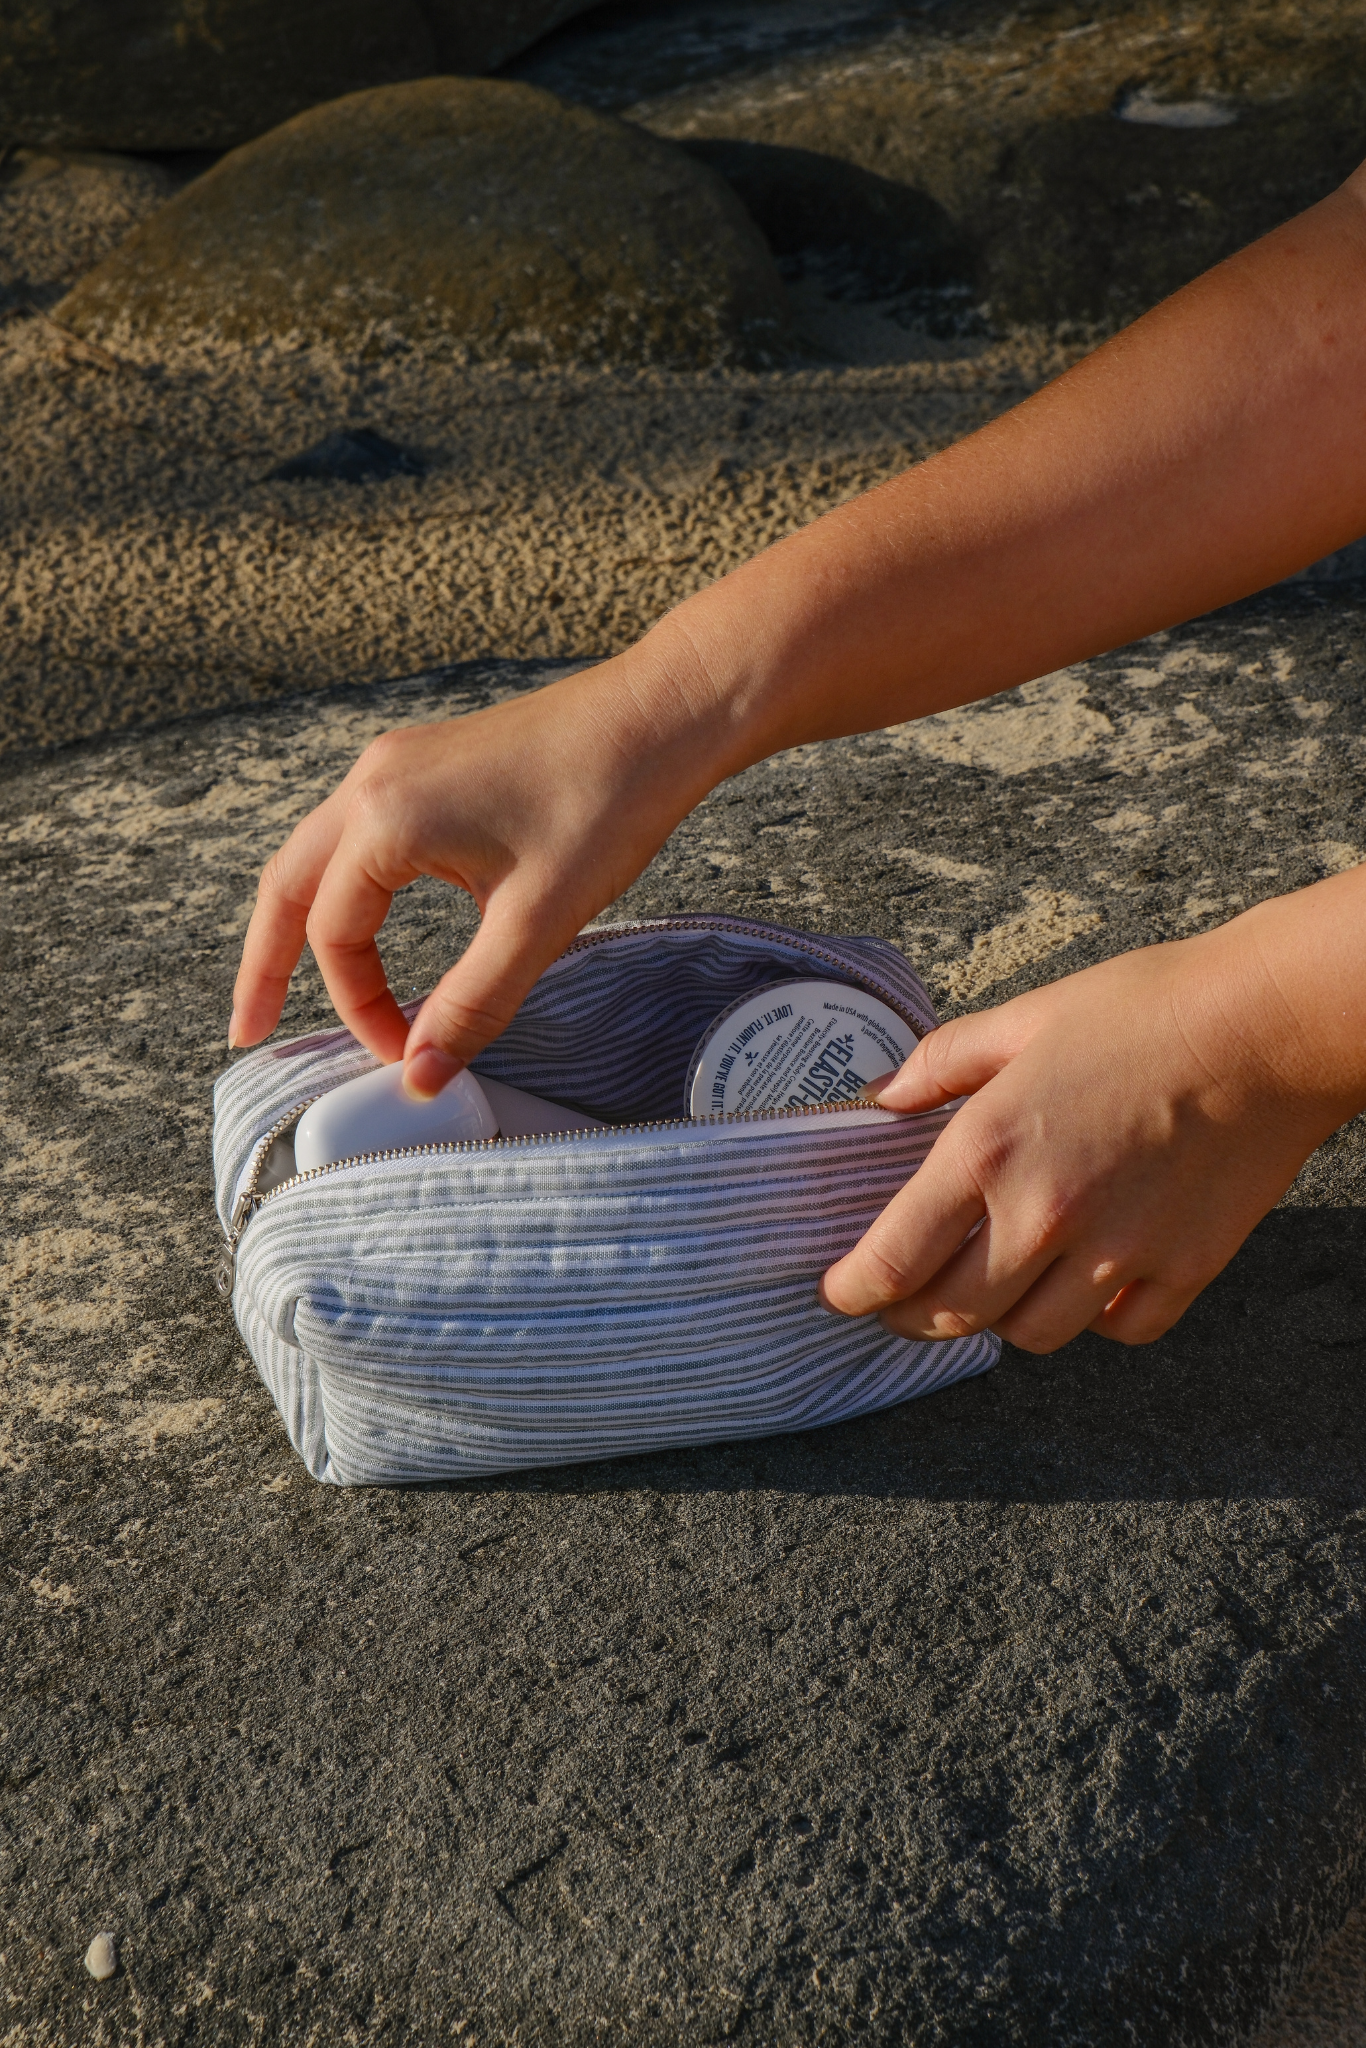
[686,979,917,1118]
[294,1063,498,1172]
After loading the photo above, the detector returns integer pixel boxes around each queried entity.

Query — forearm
[629,169,1366,780]
[234,168,1366,1093]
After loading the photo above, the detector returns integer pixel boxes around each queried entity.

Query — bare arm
[660,168,1366,764]
[233,167,1366,1088]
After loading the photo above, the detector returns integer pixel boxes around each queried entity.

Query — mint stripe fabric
[213,919,997,1484]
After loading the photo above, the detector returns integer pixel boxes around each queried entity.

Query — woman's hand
[229,635,727,1097]
[821,874,1366,1352]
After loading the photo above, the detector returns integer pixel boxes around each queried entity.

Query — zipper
[216,917,925,1298]
[215,1094,322,1298]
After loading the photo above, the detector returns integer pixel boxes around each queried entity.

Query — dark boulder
[514,0,1366,330]
[980,75,1366,328]
[678,140,973,302]
[0,0,602,154]
[54,79,792,368]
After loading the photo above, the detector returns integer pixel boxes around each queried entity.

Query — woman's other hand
[821,871,1366,1351]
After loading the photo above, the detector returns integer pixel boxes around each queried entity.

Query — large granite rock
[513,0,1366,328]
[982,74,1366,329]
[53,78,791,367]
[0,0,600,153]
[5,593,1366,2042]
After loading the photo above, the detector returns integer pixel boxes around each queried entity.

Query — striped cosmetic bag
[212,915,998,1484]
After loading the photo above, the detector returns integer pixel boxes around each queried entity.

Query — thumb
[401,880,584,1099]
[874,1000,1035,1112]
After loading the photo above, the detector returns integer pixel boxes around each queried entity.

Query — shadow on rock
[678,138,975,302]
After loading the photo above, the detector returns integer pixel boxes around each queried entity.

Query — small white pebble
[84,1932,117,1981]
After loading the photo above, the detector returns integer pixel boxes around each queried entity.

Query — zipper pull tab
[216,1190,256,1299]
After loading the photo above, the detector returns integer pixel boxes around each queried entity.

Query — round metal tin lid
[686,978,917,1119]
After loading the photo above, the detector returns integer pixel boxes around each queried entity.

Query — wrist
[1182,872,1366,1136]
[563,605,778,808]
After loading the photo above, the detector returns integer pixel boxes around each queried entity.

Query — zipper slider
[216,1189,256,1298]
[215,1097,320,1302]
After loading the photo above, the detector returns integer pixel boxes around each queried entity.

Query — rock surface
[514,0,1366,327]
[1251,1900,1366,2048]
[679,138,971,302]
[0,0,600,152]
[4,597,1366,2042]
[1,312,1083,758]
[0,149,171,314]
[53,79,790,368]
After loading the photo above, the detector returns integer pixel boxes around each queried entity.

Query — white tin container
[686,978,917,1119]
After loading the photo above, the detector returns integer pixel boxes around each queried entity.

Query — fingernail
[403,1048,464,1100]
[227,1007,239,1050]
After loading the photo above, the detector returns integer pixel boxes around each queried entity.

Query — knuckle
[1102,1282,1192,1347]
[918,1022,962,1091]
[355,726,413,778]
[345,767,402,838]
[856,1237,920,1305]
[257,847,292,902]
[1026,1193,1086,1257]
[913,1015,966,1097]
[1089,1256,1126,1294]
[994,1310,1066,1356]
[950,1118,1014,1199]
[427,985,520,1048]
[304,902,359,956]
[346,732,427,832]
[256,846,313,921]
[924,1301,985,1339]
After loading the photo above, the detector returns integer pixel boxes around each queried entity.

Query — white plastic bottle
[292,1064,603,1172]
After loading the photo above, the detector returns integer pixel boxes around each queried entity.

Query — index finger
[301,821,414,1064]
[231,794,346,1047]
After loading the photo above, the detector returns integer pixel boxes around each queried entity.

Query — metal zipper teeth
[256,1091,888,1206]
[252,917,927,1205]
[216,1094,323,1296]
[216,1093,892,1296]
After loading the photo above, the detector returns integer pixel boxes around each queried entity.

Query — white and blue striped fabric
[213,917,997,1484]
